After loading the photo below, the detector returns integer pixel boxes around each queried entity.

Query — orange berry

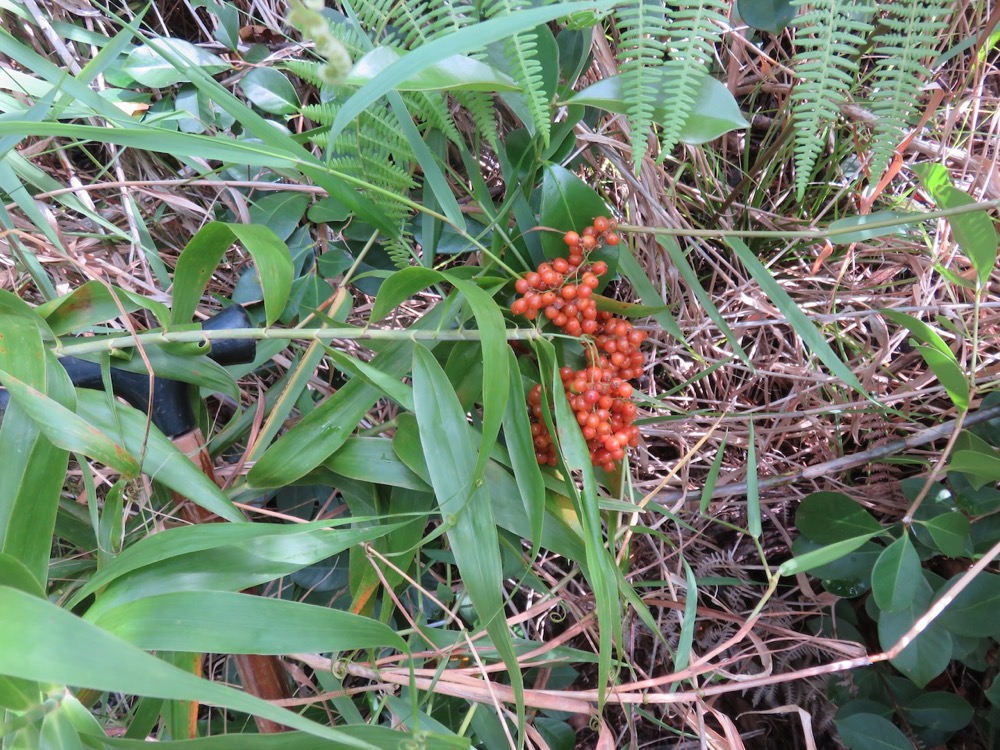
[564,231,581,246]
[593,216,610,233]
[604,232,620,246]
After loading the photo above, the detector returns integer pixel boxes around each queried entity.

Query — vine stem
[55,326,542,358]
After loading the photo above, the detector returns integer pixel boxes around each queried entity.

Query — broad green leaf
[94,591,406,653]
[538,165,617,275]
[871,534,921,612]
[37,282,142,336]
[371,269,507,486]
[171,222,293,326]
[411,345,523,720]
[248,192,310,242]
[835,713,916,750]
[74,391,242,523]
[391,416,586,561]
[918,511,971,558]
[901,691,973,732]
[826,211,917,244]
[934,572,1000,638]
[121,39,230,87]
[878,579,951,687]
[948,449,1000,489]
[737,0,796,34]
[0,369,139,477]
[778,535,879,576]
[0,586,379,747]
[727,237,867,395]
[41,709,83,750]
[565,75,748,144]
[239,67,300,115]
[795,491,882,544]
[346,47,518,92]
[323,348,414,411]
[913,162,998,286]
[0,296,72,585]
[323,437,429,491]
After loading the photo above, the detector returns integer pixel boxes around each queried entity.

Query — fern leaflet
[659,0,729,158]
[789,0,873,199]
[615,1,669,173]
[866,0,948,186]
[486,0,552,146]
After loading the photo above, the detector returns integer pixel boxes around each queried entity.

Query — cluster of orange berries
[510,217,646,472]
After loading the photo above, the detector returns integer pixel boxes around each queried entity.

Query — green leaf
[949,448,1000,489]
[535,337,617,709]
[0,296,72,585]
[323,437,429,491]
[912,162,998,287]
[0,369,139,477]
[248,192,310,242]
[934,572,1000,638]
[171,222,293,326]
[727,237,867,395]
[76,520,395,616]
[121,39,230,87]
[502,349,545,557]
[564,74,748,145]
[826,211,918,244]
[871,534,921,612]
[0,586,380,747]
[538,165,617,274]
[796,491,882,544]
[901,691,973,732]
[74,391,243,523]
[882,309,968,410]
[93,591,406,653]
[651,237,731,347]
[878,579,951,688]
[881,309,954,359]
[239,68,300,115]
[371,268,507,487]
[345,47,518,92]
[835,713,916,750]
[330,1,617,138]
[918,511,971,558]
[737,0,796,34]
[37,282,144,336]
[411,344,523,718]
[778,536,878,576]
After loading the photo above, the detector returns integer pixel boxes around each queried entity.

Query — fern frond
[866,0,948,186]
[658,0,729,158]
[402,90,464,147]
[359,0,475,48]
[789,0,874,199]
[385,232,417,269]
[486,0,551,146]
[302,100,417,228]
[453,90,499,151]
[615,1,670,173]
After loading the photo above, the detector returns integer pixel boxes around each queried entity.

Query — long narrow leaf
[411,345,524,730]
[0,586,380,748]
